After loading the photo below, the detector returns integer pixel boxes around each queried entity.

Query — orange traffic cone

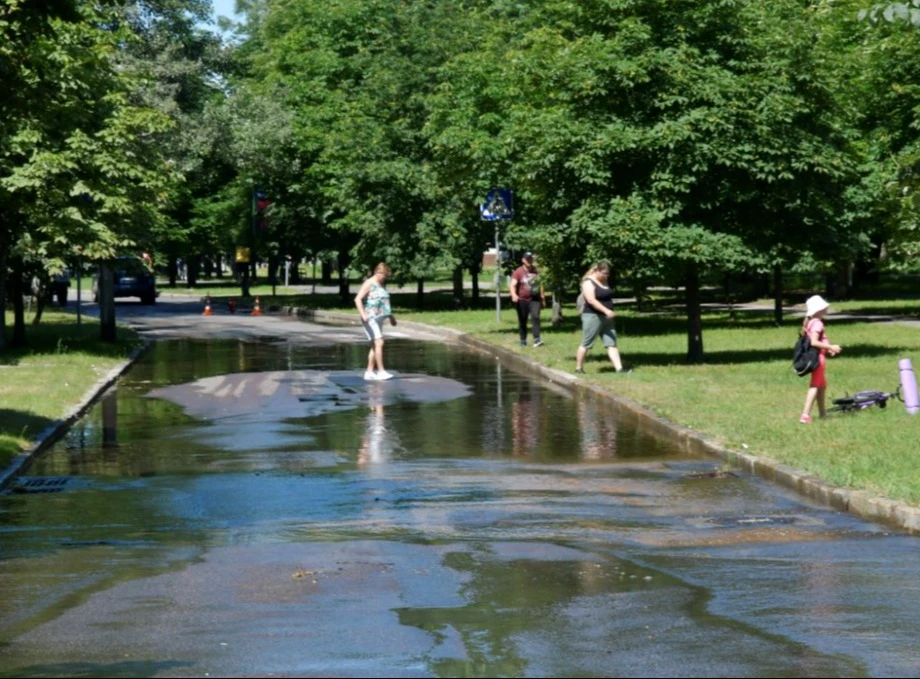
[251,296,263,316]
[228,298,237,314]
[202,295,214,316]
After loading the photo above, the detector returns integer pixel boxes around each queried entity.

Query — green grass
[0,309,141,467]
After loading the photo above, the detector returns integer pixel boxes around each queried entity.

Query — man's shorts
[580,313,617,349]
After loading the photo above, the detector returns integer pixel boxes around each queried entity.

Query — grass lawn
[0,309,141,468]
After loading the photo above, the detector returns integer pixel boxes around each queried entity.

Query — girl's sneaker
[799,414,812,424]
[364,371,377,380]
[376,371,394,381]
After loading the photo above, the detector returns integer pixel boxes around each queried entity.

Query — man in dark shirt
[509,252,546,347]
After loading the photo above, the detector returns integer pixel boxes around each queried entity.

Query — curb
[0,340,151,492]
[281,307,920,535]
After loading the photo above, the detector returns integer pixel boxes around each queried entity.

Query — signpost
[480,189,514,322]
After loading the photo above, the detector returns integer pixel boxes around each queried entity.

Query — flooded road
[1,336,919,677]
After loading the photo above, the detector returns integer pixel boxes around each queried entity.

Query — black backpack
[792,332,819,377]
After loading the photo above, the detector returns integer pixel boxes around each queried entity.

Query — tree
[1,0,178,347]
[427,0,855,361]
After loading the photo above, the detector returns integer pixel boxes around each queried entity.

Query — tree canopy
[5,0,920,360]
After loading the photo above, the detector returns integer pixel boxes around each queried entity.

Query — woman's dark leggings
[516,299,542,343]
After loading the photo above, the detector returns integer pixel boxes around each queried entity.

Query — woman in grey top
[575,261,627,374]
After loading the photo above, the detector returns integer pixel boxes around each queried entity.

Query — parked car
[93,256,157,304]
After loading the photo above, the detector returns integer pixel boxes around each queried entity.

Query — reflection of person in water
[510,383,540,457]
[576,396,617,460]
[357,385,399,465]
[358,403,389,465]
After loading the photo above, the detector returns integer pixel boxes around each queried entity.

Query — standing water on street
[1,338,918,678]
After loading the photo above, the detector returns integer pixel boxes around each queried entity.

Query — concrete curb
[280,307,920,535]
[0,341,151,492]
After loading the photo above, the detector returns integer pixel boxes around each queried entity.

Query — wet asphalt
[0,294,918,677]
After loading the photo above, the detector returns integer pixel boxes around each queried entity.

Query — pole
[494,223,501,323]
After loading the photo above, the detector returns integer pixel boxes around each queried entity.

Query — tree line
[3,0,920,360]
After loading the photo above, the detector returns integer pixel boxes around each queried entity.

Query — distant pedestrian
[355,263,397,381]
[800,295,841,423]
[575,261,627,374]
[510,252,545,347]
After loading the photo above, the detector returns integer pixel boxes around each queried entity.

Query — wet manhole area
[9,476,74,494]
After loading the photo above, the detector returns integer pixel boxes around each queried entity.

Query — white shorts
[363,316,385,341]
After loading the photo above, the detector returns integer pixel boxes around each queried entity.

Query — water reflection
[575,395,618,460]
[2,338,920,678]
[101,393,117,449]
[357,384,402,466]
[510,382,540,457]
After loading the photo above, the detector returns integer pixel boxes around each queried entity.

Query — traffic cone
[202,295,214,316]
[228,298,237,314]
[251,296,263,316]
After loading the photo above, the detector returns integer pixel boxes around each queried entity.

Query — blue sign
[480,188,514,221]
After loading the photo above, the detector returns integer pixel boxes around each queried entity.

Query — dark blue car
[93,256,157,304]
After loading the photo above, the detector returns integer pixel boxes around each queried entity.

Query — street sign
[480,188,514,221]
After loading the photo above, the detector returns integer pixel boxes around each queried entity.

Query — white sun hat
[806,295,830,317]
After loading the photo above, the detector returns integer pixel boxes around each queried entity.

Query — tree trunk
[32,283,46,325]
[11,266,26,348]
[773,263,784,326]
[633,278,646,312]
[723,273,735,320]
[416,278,424,310]
[321,259,333,284]
[452,265,464,308]
[470,268,480,304]
[337,250,350,302]
[0,247,7,352]
[825,262,851,299]
[238,262,250,297]
[167,253,178,288]
[99,263,117,343]
[686,266,704,363]
[187,255,200,287]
